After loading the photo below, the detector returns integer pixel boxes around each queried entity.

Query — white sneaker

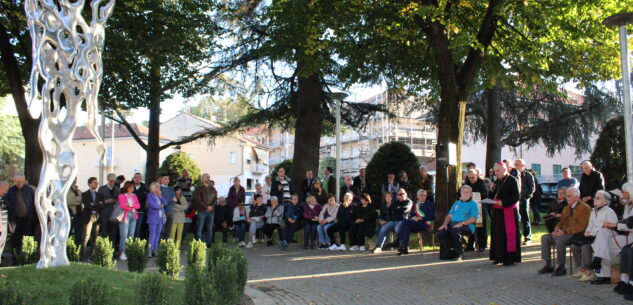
[251,236,257,244]
[238,241,246,247]
[337,244,347,251]
[359,246,366,251]
[246,242,253,248]
[350,245,360,251]
[578,273,597,282]
[120,252,127,261]
[373,247,382,254]
[328,244,339,251]
[571,271,583,278]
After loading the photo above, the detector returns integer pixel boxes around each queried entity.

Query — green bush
[232,249,248,295]
[184,267,217,305]
[591,116,625,189]
[188,239,207,270]
[15,236,39,265]
[157,239,182,279]
[159,152,201,186]
[93,237,116,269]
[69,277,108,305]
[207,243,231,269]
[318,156,336,179]
[0,280,33,305]
[213,256,240,305]
[125,237,149,273]
[66,238,81,262]
[138,273,170,305]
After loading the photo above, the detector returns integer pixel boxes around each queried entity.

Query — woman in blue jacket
[147,182,167,257]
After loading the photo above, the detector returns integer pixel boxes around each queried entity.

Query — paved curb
[245,285,275,305]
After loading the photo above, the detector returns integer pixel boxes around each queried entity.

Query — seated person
[544,187,568,233]
[350,193,377,251]
[246,194,267,248]
[396,189,434,255]
[232,202,248,246]
[593,183,633,288]
[437,185,479,261]
[263,196,284,246]
[317,195,339,249]
[281,194,303,249]
[374,190,412,253]
[538,187,590,276]
[571,190,617,282]
[327,192,356,251]
[302,195,322,249]
[212,196,232,243]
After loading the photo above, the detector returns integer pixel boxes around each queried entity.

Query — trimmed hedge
[157,239,181,279]
[139,273,170,305]
[15,235,39,265]
[188,239,207,270]
[93,237,116,269]
[125,237,149,273]
[66,239,81,262]
[69,277,108,305]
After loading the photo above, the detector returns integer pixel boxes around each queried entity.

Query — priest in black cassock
[490,162,522,266]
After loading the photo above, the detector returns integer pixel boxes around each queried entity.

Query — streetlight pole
[329,92,348,202]
[604,13,633,181]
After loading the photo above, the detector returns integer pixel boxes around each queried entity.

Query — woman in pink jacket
[117,181,141,261]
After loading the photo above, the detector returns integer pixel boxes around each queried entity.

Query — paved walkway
[244,244,626,305]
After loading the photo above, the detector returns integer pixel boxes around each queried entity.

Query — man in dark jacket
[339,175,359,202]
[464,169,490,251]
[515,159,535,245]
[81,177,104,257]
[6,174,37,252]
[98,173,120,245]
[300,170,316,202]
[0,181,9,265]
[271,167,294,204]
[213,196,232,243]
[281,194,304,248]
[132,173,149,239]
[381,173,400,197]
[579,161,605,207]
[322,167,336,196]
[353,168,368,194]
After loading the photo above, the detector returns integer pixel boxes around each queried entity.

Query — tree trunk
[290,72,323,193]
[145,65,162,183]
[485,83,502,174]
[0,24,43,185]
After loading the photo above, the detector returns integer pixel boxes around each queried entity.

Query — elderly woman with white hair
[592,182,633,287]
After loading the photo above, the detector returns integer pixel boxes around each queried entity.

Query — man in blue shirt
[437,185,479,261]
[556,167,578,189]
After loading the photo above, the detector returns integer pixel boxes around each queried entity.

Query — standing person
[249,183,268,206]
[97,173,120,245]
[262,176,273,199]
[529,169,543,226]
[301,170,316,202]
[271,167,294,205]
[194,173,217,247]
[327,192,356,251]
[281,194,303,249]
[212,197,231,243]
[353,168,368,194]
[477,168,494,196]
[339,175,359,203]
[463,169,489,252]
[115,175,126,188]
[396,189,434,255]
[0,182,10,265]
[579,161,605,207]
[349,194,377,251]
[246,194,267,248]
[226,177,246,209]
[232,202,248,246]
[420,166,434,202]
[398,171,411,196]
[176,169,193,200]
[302,195,322,249]
[159,174,177,239]
[131,173,149,239]
[557,167,578,189]
[514,159,535,245]
[81,177,104,258]
[7,174,37,253]
[310,180,327,205]
[437,185,479,261]
[263,197,284,246]
[117,182,141,261]
[317,195,339,249]
[489,162,522,266]
[146,182,167,257]
[381,173,400,197]
[322,167,336,196]
[67,178,83,244]
[170,186,190,249]
[487,168,497,183]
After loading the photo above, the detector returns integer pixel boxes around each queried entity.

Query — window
[531,164,541,176]
[553,164,562,175]
[229,152,237,164]
[246,159,251,165]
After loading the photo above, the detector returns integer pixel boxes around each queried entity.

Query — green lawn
[0,264,185,305]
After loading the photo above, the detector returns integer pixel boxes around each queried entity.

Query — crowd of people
[0,159,632,300]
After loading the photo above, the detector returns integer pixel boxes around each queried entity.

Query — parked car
[244,190,255,206]
[538,182,558,212]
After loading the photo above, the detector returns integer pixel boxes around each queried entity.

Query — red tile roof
[73,123,172,142]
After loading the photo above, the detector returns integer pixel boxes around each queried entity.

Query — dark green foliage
[591,116,626,190]
[318,156,336,179]
[184,267,217,305]
[0,280,33,305]
[0,113,24,182]
[138,274,170,305]
[125,237,149,273]
[159,152,201,186]
[366,142,422,201]
[207,242,232,269]
[232,249,248,295]
[15,236,39,265]
[188,239,207,270]
[213,256,240,305]
[272,159,293,178]
[93,237,116,269]
[69,277,108,305]
[66,239,81,262]
[156,239,181,279]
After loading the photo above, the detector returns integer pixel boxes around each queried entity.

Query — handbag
[109,205,125,222]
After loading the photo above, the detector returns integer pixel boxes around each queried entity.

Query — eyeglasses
[397,193,405,196]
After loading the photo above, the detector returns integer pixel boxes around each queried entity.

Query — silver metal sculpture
[25,0,114,268]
